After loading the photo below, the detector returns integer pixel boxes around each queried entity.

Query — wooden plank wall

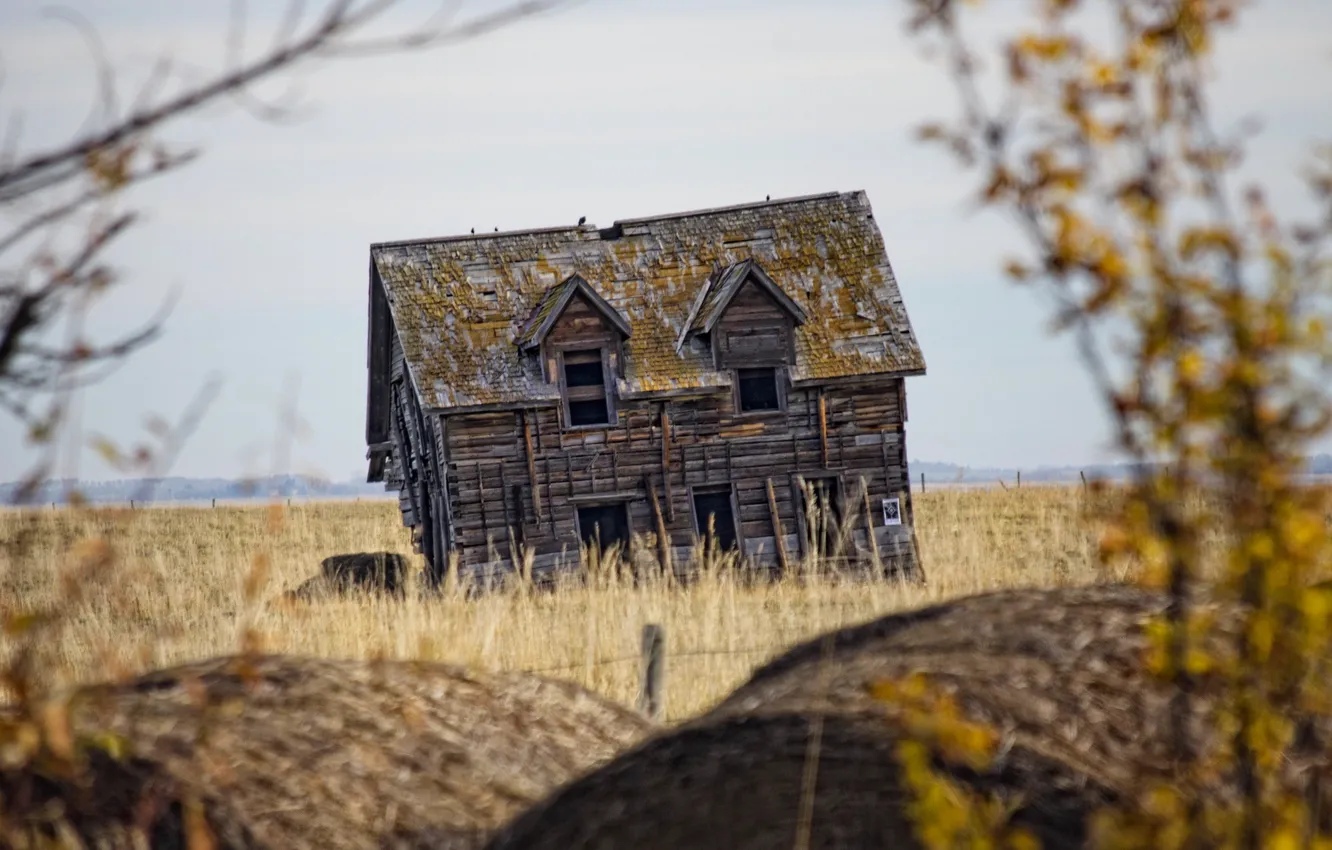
[383,326,452,582]
[365,269,393,445]
[442,378,914,577]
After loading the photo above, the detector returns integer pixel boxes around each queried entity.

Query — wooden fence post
[1080,470,1088,493]
[639,623,665,722]
[1017,470,1021,489]
[920,472,925,493]
[212,498,216,509]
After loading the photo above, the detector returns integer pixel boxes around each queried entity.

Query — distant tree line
[0,474,390,505]
[912,455,1332,484]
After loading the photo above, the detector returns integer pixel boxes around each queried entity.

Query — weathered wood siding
[711,282,795,369]
[382,324,451,581]
[441,376,915,579]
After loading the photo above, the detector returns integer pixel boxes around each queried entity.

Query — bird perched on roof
[494,227,498,232]
[766,194,770,201]
[578,216,586,226]
[471,228,475,234]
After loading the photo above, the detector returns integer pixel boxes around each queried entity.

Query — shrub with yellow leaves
[870,673,1039,850]
[890,0,1332,846]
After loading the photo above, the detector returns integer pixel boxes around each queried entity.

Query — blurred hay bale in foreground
[2,654,653,850]
[485,584,1332,850]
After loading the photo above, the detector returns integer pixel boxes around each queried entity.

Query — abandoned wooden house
[365,191,927,583]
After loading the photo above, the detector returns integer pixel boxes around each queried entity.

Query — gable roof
[516,273,631,351]
[681,259,808,344]
[369,190,926,411]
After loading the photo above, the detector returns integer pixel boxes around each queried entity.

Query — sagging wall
[440,378,917,579]
[380,325,451,577]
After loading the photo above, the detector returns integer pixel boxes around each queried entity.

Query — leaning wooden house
[365,191,926,583]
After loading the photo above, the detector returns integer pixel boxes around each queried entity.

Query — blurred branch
[904,0,1332,845]
[0,0,563,496]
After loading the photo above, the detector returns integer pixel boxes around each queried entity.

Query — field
[0,485,1279,721]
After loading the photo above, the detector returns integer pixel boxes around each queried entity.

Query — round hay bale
[485,583,1332,850]
[285,552,412,601]
[2,654,653,850]
[319,552,409,592]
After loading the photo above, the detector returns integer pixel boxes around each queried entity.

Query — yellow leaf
[1004,260,1032,281]
[84,730,130,761]
[1179,226,1241,261]
[1087,60,1116,86]
[90,436,121,466]
[1016,34,1073,61]
[1307,316,1325,343]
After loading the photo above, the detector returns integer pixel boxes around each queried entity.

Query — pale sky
[1,0,1329,483]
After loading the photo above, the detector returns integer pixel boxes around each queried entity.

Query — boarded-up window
[562,349,612,426]
[718,326,788,368]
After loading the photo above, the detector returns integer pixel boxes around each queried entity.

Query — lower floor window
[802,476,844,554]
[692,489,739,553]
[577,503,630,553]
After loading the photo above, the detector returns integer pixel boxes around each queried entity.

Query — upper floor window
[562,348,613,426]
[736,366,783,413]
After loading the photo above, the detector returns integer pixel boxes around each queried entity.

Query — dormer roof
[679,259,807,350]
[516,273,631,351]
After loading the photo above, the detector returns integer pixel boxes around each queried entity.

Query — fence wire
[521,644,779,677]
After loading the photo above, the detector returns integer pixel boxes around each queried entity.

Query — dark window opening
[564,358,604,387]
[737,367,780,412]
[578,503,630,554]
[568,398,610,426]
[692,490,738,554]
[803,477,843,555]
[562,349,612,426]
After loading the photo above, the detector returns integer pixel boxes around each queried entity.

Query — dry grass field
[4,484,1323,722]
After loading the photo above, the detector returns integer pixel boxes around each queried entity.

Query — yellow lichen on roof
[371,191,925,410]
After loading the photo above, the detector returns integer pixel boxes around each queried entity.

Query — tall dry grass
[5,484,1313,721]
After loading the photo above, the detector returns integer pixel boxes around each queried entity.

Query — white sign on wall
[882,497,902,526]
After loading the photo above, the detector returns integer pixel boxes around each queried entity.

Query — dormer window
[516,273,631,431]
[562,348,612,426]
[676,260,803,418]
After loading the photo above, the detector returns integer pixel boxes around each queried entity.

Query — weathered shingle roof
[370,190,925,411]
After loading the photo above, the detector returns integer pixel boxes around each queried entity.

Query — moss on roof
[371,191,926,410]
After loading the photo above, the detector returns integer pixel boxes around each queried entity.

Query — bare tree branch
[0,0,562,200]
[0,0,565,497]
